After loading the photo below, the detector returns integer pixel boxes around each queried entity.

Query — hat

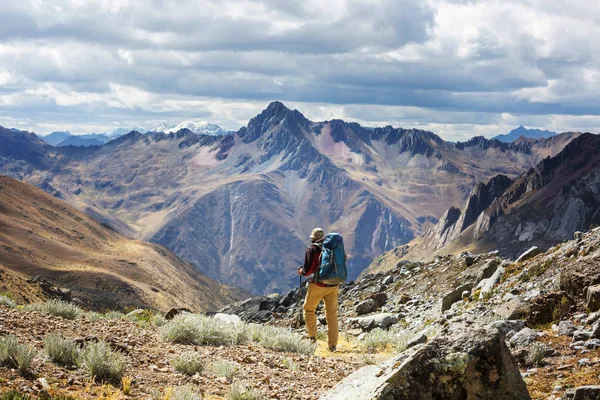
[310,228,324,241]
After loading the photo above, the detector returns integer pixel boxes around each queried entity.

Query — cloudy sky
[0,0,599,140]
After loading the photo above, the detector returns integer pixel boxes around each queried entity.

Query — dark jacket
[301,242,322,276]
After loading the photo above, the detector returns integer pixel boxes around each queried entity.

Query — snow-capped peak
[147,121,230,136]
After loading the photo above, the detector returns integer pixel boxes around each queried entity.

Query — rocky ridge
[223,227,600,399]
[0,103,582,295]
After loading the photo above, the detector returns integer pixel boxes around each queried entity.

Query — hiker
[297,228,343,352]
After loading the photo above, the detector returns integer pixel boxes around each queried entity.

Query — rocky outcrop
[320,325,530,400]
[587,285,600,312]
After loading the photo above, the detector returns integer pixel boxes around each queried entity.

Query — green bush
[171,385,202,400]
[248,324,316,355]
[103,311,125,320]
[0,391,32,400]
[23,299,81,320]
[0,335,38,375]
[78,341,126,382]
[171,351,205,375]
[227,380,265,400]
[361,328,397,352]
[525,342,549,367]
[44,333,79,367]
[212,360,238,382]
[161,314,247,346]
[282,358,299,371]
[0,295,16,309]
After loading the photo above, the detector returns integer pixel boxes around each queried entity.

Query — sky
[0,0,599,141]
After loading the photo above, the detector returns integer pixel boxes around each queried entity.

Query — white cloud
[0,0,599,139]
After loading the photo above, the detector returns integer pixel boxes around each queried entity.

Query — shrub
[103,311,125,320]
[0,391,32,400]
[282,358,299,371]
[84,311,103,322]
[125,309,155,325]
[227,380,265,400]
[161,314,247,346]
[525,342,549,367]
[212,360,238,382]
[361,328,397,352]
[78,341,126,382]
[44,333,79,367]
[172,385,202,400]
[552,296,570,322]
[171,351,205,375]
[0,295,16,309]
[23,299,81,320]
[248,324,316,355]
[122,376,133,395]
[0,335,38,375]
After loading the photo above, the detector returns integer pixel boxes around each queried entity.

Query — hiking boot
[329,345,336,352]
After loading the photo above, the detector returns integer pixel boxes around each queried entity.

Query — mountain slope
[40,131,72,146]
[57,136,104,147]
[373,133,600,270]
[148,121,231,136]
[0,175,248,311]
[493,125,556,142]
[0,103,582,294]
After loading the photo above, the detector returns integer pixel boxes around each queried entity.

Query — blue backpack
[315,233,347,285]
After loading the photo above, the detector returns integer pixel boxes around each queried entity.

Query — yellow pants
[303,283,339,347]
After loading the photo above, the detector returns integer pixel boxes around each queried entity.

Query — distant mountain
[57,136,104,147]
[0,102,582,294]
[148,121,231,136]
[381,132,600,268]
[493,125,556,142]
[0,175,248,311]
[40,131,72,146]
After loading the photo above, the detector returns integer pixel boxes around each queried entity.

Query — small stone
[573,330,592,342]
[557,321,576,336]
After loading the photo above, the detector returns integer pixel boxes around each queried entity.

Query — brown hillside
[0,175,248,311]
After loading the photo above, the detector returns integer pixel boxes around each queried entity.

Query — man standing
[297,228,339,352]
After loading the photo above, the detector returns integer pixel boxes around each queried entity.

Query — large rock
[476,259,500,284]
[219,296,278,323]
[557,321,576,337]
[587,285,600,312]
[321,325,530,400]
[478,267,505,299]
[350,313,399,332]
[165,307,192,320]
[592,322,600,339]
[356,299,377,316]
[440,283,473,313]
[526,291,574,326]
[565,386,600,400]
[494,298,528,320]
[516,246,542,263]
[213,313,242,325]
[510,328,539,348]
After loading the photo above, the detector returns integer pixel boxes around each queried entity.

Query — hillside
[0,103,581,295]
[0,175,247,311]
[367,132,600,274]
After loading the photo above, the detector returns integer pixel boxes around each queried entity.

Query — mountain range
[492,125,557,143]
[0,175,247,311]
[0,102,584,294]
[366,131,600,274]
[38,121,232,148]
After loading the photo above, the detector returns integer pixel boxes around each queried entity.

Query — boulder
[368,293,388,309]
[565,386,600,400]
[405,333,427,349]
[510,328,539,348]
[494,298,528,320]
[440,283,473,313]
[320,325,531,400]
[527,291,574,326]
[465,255,475,267]
[586,285,600,312]
[478,267,505,299]
[557,321,576,337]
[592,322,600,339]
[356,299,377,316]
[350,313,399,332]
[218,296,278,323]
[516,246,542,263]
[213,313,242,325]
[165,307,192,320]
[572,330,592,342]
[584,339,600,350]
[489,320,525,336]
[476,259,500,284]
